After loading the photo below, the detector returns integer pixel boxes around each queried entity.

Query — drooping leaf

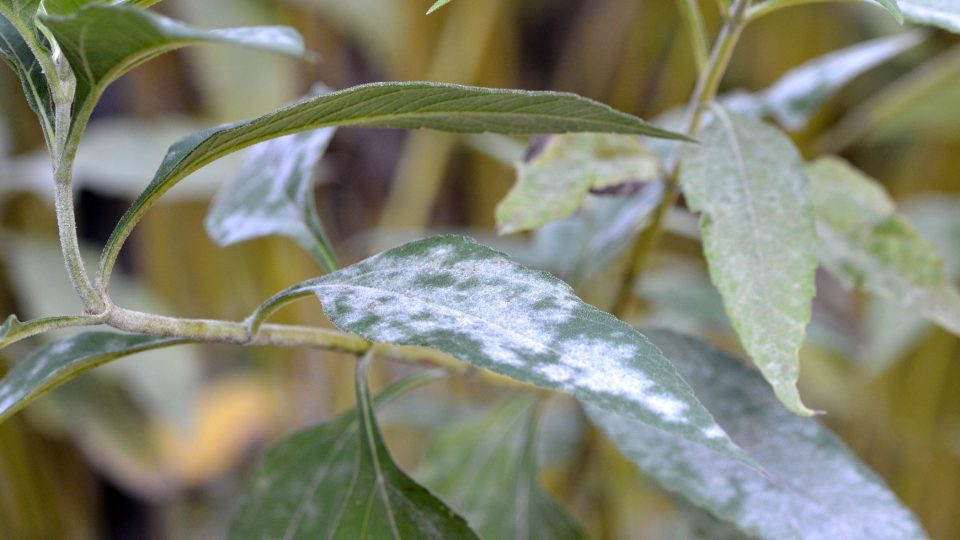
[727,31,924,131]
[205,124,339,272]
[230,368,478,539]
[418,394,585,539]
[809,156,960,336]
[100,82,690,282]
[251,235,751,463]
[496,134,661,234]
[0,332,188,424]
[587,329,928,540]
[426,0,455,14]
[39,4,306,129]
[678,107,818,415]
[900,0,960,33]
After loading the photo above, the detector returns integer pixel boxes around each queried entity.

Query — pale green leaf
[678,107,817,415]
[729,31,924,131]
[205,124,339,272]
[496,134,661,234]
[809,156,960,336]
[588,329,927,540]
[251,235,752,463]
[900,0,960,33]
[873,0,905,22]
[230,370,478,539]
[418,394,585,539]
[426,0,455,14]
[100,81,689,282]
[0,332,188,424]
[40,4,306,129]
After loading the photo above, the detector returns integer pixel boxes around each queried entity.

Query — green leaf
[496,134,661,234]
[426,0,455,14]
[0,5,53,135]
[588,329,928,540]
[0,332,188,424]
[678,107,817,415]
[809,156,960,336]
[205,124,339,272]
[39,4,306,129]
[251,235,752,463]
[730,31,924,131]
[230,367,478,539]
[418,394,585,539]
[100,81,690,283]
[900,0,960,33]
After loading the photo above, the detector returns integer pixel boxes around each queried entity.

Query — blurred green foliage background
[1,0,959,538]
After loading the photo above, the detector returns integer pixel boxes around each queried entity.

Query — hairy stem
[613,0,751,318]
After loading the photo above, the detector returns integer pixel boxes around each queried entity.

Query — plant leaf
[230,369,479,539]
[809,156,960,336]
[0,332,188,424]
[251,235,752,463]
[0,5,53,134]
[900,0,960,33]
[588,329,928,540]
[496,133,661,234]
[678,107,817,415]
[205,123,339,272]
[418,393,585,539]
[101,82,690,283]
[872,0,905,23]
[728,31,924,131]
[426,0,455,14]
[39,4,306,129]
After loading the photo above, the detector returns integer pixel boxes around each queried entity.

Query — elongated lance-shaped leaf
[0,332,189,424]
[871,0,905,22]
[250,235,752,464]
[496,133,661,234]
[809,156,960,336]
[678,107,817,415]
[730,31,924,131]
[205,124,339,272]
[231,366,478,539]
[99,82,689,286]
[0,12,52,134]
[588,329,927,540]
[900,0,960,33]
[418,393,584,539]
[39,4,306,132]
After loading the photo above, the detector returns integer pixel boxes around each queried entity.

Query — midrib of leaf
[283,425,357,540]
[356,360,402,540]
[714,107,764,264]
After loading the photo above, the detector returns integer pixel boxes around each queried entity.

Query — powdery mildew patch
[589,330,927,540]
[277,235,747,460]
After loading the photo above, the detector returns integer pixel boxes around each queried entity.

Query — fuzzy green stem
[613,0,751,318]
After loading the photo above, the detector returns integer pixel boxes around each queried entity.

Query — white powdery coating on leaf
[303,237,728,439]
[589,331,928,540]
